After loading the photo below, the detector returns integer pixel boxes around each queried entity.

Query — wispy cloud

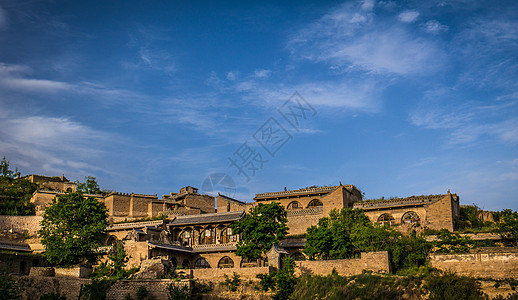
[0,111,117,176]
[0,63,72,93]
[287,1,444,75]
[421,20,448,35]
[410,88,518,146]
[398,10,419,23]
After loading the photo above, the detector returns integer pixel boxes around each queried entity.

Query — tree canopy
[497,209,518,246]
[76,176,102,194]
[303,208,429,270]
[0,157,37,215]
[230,202,289,260]
[38,191,109,266]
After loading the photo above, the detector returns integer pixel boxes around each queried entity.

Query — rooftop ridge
[255,185,350,198]
[217,193,246,204]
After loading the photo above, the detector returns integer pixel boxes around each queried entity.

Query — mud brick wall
[19,277,90,300]
[106,279,189,300]
[295,251,391,276]
[429,252,518,279]
[426,195,455,231]
[0,215,43,236]
[286,209,324,235]
[192,266,270,281]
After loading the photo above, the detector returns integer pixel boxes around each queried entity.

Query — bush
[167,283,190,300]
[223,272,241,292]
[426,271,485,300]
[0,271,21,300]
[79,279,115,300]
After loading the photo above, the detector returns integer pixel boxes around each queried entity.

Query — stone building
[6,175,461,275]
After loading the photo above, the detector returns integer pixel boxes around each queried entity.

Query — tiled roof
[279,238,306,248]
[0,242,32,252]
[217,193,246,205]
[353,194,455,210]
[169,211,245,226]
[254,185,354,200]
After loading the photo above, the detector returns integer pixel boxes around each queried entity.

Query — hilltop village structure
[21,175,461,271]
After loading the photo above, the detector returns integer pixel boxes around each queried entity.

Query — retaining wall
[295,251,391,276]
[430,250,518,279]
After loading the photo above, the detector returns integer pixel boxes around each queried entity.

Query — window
[287,201,302,210]
[218,256,234,268]
[402,211,420,224]
[307,199,323,207]
[240,257,257,268]
[194,257,211,269]
[182,259,190,269]
[377,213,395,226]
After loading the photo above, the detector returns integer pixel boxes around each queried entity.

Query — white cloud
[253,69,271,79]
[361,0,375,11]
[0,113,117,176]
[226,71,238,81]
[398,10,419,23]
[422,20,449,35]
[288,3,443,75]
[0,62,72,93]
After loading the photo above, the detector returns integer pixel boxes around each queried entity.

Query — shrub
[40,293,67,300]
[223,272,241,292]
[426,271,485,300]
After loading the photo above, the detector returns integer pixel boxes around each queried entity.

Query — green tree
[497,209,518,246]
[0,156,16,178]
[0,271,21,300]
[76,176,101,194]
[38,191,109,266]
[230,202,288,260]
[304,208,393,260]
[0,157,38,215]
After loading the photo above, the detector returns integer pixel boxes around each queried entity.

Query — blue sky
[0,0,516,210]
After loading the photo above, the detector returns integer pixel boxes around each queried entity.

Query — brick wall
[295,251,391,276]
[286,209,324,235]
[106,279,189,300]
[426,195,456,231]
[192,266,270,281]
[184,194,216,213]
[0,215,43,236]
[429,251,518,279]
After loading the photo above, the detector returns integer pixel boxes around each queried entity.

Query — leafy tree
[497,209,518,246]
[432,229,473,253]
[0,156,17,178]
[273,256,296,300]
[304,208,396,260]
[0,157,38,215]
[76,176,101,194]
[230,202,288,260]
[91,241,133,280]
[256,256,297,300]
[38,191,109,266]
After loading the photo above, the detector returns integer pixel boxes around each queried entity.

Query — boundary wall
[295,251,391,276]
[0,215,42,236]
[429,250,518,279]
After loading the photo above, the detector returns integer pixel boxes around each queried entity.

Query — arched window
[307,199,323,207]
[170,257,177,269]
[290,252,306,261]
[240,257,257,268]
[181,259,190,269]
[106,235,117,246]
[180,230,192,246]
[377,213,395,226]
[218,256,234,268]
[287,201,302,210]
[194,257,211,269]
[402,211,420,224]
